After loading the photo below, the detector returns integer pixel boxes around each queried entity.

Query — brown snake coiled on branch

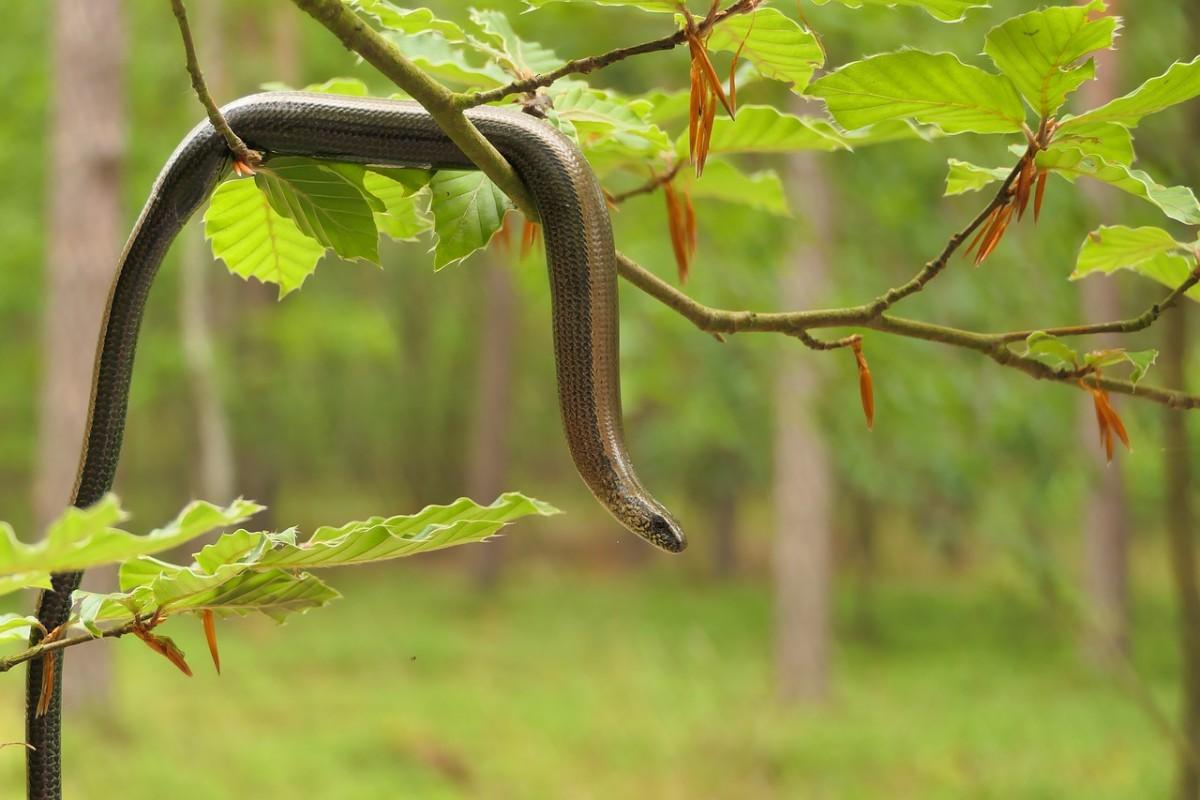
[26,92,685,799]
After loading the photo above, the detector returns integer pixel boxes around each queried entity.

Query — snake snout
[647,511,687,554]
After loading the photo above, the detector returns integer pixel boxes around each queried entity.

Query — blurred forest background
[1,0,1198,797]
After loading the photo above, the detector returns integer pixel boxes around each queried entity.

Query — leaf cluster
[0,494,559,669]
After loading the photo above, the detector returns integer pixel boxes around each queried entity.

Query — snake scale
[25,92,685,799]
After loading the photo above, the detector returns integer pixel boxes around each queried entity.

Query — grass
[0,565,1183,798]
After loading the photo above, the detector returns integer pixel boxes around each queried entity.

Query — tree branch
[169,0,261,166]
[455,0,758,109]
[868,314,1197,408]
[616,254,1200,410]
[0,615,153,675]
[287,0,538,218]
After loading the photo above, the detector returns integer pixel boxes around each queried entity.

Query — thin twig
[0,615,154,674]
[995,267,1200,343]
[867,159,1025,316]
[169,0,261,167]
[791,331,862,351]
[609,161,685,205]
[455,0,759,109]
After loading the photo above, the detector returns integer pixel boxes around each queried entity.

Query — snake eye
[647,513,687,554]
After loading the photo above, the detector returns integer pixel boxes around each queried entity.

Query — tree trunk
[34,0,126,717]
[1075,0,1131,668]
[849,488,879,641]
[1077,280,1130,664]
[1164,303,1199,800]
[35,0,126,530]
[710,488,739,579]
[180,0,235,504]
[469,256,518,589]
[773,151,835,704]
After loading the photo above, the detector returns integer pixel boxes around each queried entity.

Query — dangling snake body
[26,92,685,799]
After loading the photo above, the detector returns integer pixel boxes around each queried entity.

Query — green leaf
[540,107,581,149]
[550,87,657,134]
[984,3,1117,117]
[42,495,128,547]
[231,492,561,571]
[1123,350,1159,385]
[373,195,431,243]
[1062,57,1200,131]
[1022,332,1078,371]
[1073,226,1200,303]
[675,105,848,157]
[384,33,510,89]
[0,497,261,581]
[77,566,339,629]
[0,614,40,647]
[0,572,52,597]
[842,119,941,146]
[1081,348,1158,385]
[254,157,381,263]
[1074,225,1183,275]
[705,8,824,93]
[363,168,434,242]
[428,171,514,268]
[642,89,695,127]
[676,161,791,217]
[1037,147,1200,225]
[809,0,987,23]
[74,493,558,629]
[352,1,470,41]
[808,51,1026,135]
[551,87,672,167]
[1050,121,1134,165]
[944,159,1009,196]
[551,87,670,148]
[468,8,563,74]
[366,166,432,194]
[1093,252,1200,303]
[204,177,328,298]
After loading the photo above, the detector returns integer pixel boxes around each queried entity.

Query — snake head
[644,507,687,554]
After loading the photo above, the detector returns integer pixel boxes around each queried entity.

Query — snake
[25,91,686,799]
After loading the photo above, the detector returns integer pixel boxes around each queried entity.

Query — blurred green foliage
[0,567,1190,798]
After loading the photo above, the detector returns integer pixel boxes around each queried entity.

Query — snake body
[26,92,685,799]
